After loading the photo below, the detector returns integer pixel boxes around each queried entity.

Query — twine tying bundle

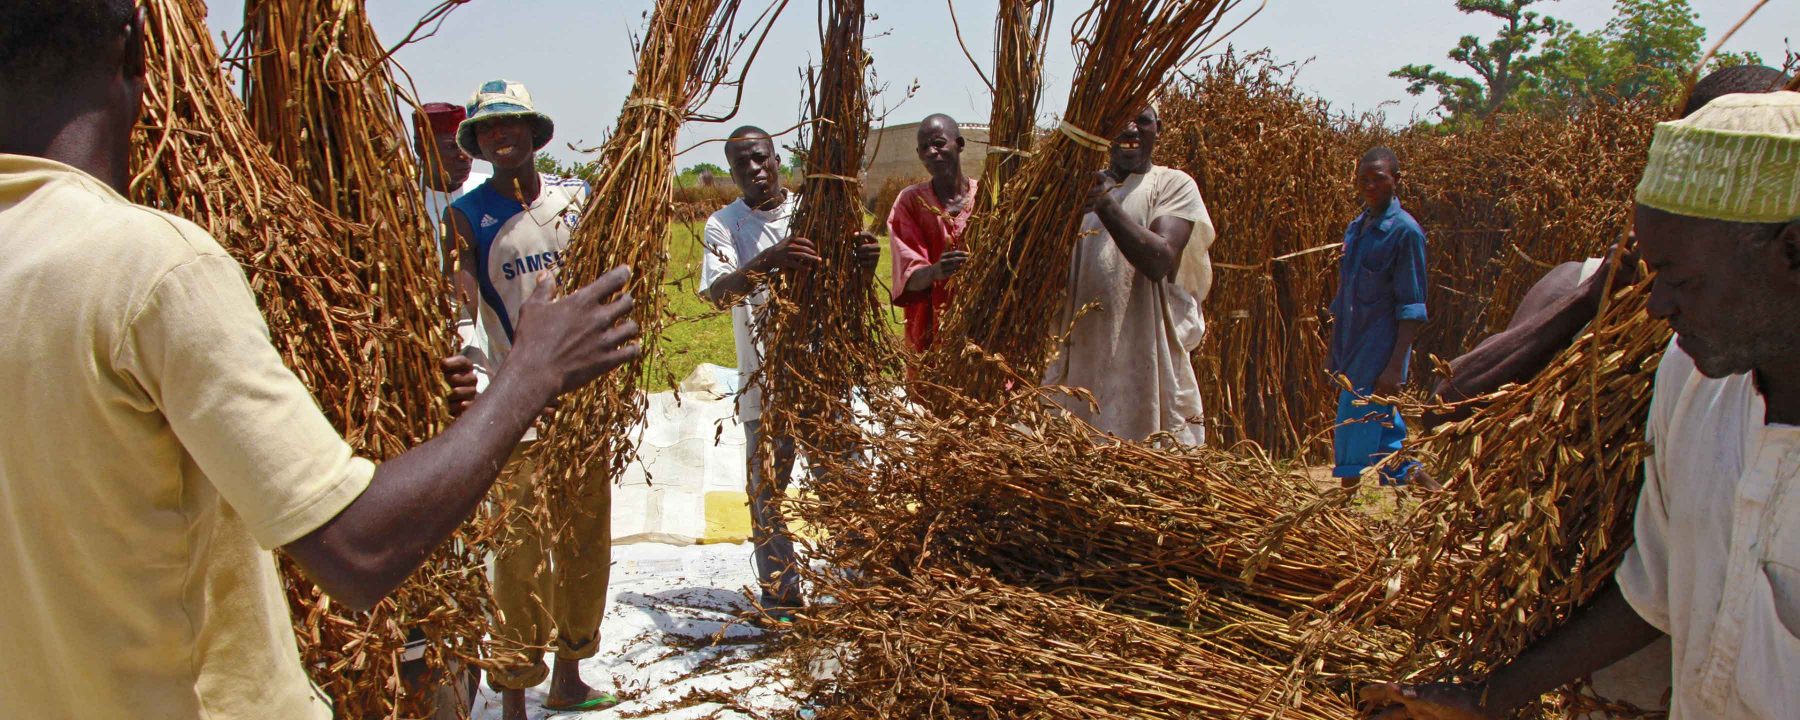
[1055,119,1113,151]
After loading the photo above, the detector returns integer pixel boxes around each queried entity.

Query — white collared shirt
[1617,339,1800,718]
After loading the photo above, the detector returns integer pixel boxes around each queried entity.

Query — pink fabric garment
[886,177,976,353]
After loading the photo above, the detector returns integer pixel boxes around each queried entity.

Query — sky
[202,0,1794,169]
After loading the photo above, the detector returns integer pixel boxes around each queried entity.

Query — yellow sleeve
[117,254,374,549]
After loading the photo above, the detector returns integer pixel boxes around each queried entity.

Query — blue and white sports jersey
[449,173,589,373]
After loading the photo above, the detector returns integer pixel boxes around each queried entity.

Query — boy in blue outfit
[1328,147,1427,488]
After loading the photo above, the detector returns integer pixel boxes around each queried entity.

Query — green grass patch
[650,219,903,391]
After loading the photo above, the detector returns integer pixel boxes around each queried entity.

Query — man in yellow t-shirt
[0,4,641,718]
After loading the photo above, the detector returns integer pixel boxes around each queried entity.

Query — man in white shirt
[696,125,878,617]
[1363,92,1800,720]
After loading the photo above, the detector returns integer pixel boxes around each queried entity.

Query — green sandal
[543,692,620,713]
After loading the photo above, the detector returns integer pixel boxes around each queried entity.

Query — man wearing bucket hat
[1362,91,1800,720]
[438,80,620,717]
[0,6,639,720]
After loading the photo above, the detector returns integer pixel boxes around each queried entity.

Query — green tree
[1391,0,1563,121]
[1525,1,1764,111]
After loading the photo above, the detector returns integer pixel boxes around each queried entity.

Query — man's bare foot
[1339,475,1360,490]
[499,688,528,720]
[542,657,618,711]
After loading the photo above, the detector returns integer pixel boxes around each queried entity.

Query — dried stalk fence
[928,0,1245,400]
[1154,53,1661,459]
[1156,50,1365,458]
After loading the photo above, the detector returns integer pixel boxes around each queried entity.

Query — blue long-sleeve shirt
[1328,199,1428,392]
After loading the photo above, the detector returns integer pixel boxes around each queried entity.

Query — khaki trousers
[487,446,612,690]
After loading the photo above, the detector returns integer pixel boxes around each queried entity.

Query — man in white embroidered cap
[1361,90,1800,720]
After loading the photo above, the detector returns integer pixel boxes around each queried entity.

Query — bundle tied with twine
[234,2,498,715]
[926,0,1244,401]
[970,0,1053,223]
[530,0,756,529]
[133,0,386,444]
[752,0,887,475]
[1288,274,1667,695]
[241,0,452,454]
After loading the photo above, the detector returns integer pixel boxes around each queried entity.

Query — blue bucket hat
[456,79,555,160]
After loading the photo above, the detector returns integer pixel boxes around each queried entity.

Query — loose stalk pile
[241,0,452,454]
[530,0,755,543]
[778,379,1403,714]
[132,3,497,717]
[1398,103,1658,368]
[928,0,1245,400]
[789,573,1362,719]
[1296,277,1667,686]
[969,0,1053,224]
[752,0,888,468]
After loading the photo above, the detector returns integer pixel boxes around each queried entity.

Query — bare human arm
[1087,172,1194,282]
[699,235,820,308]
[1360,583,1664,719]
[283,266,641,611]
[902,250,969,293]
[1425,248,1637,428]
[699,232,879,309]
[1376,320,1423,395]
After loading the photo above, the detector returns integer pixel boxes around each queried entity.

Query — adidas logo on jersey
[479,214,500,228]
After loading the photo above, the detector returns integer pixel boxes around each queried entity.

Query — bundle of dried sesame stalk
[530,0,758,522]
[132,0,386,445]
[1292,274,1667,689]
[232,2,500,716]
[927,0,1244,400]
[751,0,888,468]
[970,0,1053,222]
[152,0,493,714]
[241,0,452,454]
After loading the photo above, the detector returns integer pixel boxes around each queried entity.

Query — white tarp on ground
[469,542,802,720]
[612,364,758,546]
[467,365,806,718]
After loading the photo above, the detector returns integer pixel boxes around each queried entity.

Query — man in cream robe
[1045,105,1216,445]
